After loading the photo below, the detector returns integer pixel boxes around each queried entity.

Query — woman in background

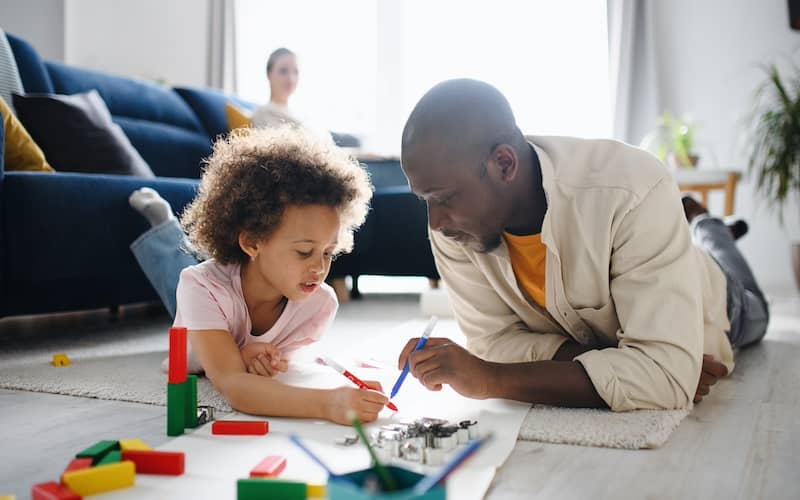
[250,48,301,129]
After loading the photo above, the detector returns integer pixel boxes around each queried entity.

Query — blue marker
[412,435,491,495]
[390,316,438,399]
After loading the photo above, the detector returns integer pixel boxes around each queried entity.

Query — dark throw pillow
[12,89,155,177]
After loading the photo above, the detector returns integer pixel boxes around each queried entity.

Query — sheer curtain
[234,0,611,154]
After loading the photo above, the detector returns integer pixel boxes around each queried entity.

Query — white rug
[518,405,689,449]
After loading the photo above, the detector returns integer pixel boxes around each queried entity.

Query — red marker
[323,357,399,412]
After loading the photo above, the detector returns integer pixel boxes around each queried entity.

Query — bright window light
[236,0,610,155]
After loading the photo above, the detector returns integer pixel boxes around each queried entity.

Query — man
[397,79,769,410]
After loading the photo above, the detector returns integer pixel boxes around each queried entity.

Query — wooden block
[307,483,326,498]
[119,438,151,451]
[168,327,187,384]
[167,382,187,436]
[237,479,306,500]
[75,440,119,464]
[31,481,80,500]
[249,455,286,478]
[212,420,269,435]
[61,461,135,496]
[60,458,92,483]
[121,450,185,475]
[52,354,70,367]
[184,374,198,428]
[0,495,16,500]
[95,450,121,466]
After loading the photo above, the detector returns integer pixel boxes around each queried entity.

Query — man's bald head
[402,79,525,171]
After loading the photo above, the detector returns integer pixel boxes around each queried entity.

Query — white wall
[64,0,210,87]
[652,0,800,293]
[0,0,65,61]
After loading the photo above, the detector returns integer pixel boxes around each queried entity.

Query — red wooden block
[249,455,287,478]
[211,420,269,435]
[60,458,93,482]
[31,481,82,500]
[168,326,187,384]
[121,450,185,475]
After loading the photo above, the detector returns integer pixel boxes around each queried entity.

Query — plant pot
[792,242,800,291]
[667,152,699,169]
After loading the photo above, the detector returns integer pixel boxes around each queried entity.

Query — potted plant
[746,63,800,289]
[640,112,699,168]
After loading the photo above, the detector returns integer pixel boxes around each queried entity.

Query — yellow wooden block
[52,353,70,367]
[62,460,135,496]
[119,438,151,451]
[0,495,16,500]
[307,483,326,498]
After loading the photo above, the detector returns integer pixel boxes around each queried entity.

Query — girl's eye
[296,250,312,258]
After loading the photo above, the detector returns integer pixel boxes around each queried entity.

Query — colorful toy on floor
[61,461,135,496]
[119,438,152,451]
[237,478,306,500]
[212,420,269,435]
[249,455,287,478]
[122,450,185,475]
[166,326,205,436]
[51,353,70,367]
[31,481,80,500]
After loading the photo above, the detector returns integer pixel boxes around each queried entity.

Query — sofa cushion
[174,86,255,139]
[226,102,252,130]
[115,116,212,179]
[13,89,155,177]
[46,62,205,134]
[5,33,54,94]
[0,95,53,172]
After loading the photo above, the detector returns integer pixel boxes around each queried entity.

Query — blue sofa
[1,33,437,318]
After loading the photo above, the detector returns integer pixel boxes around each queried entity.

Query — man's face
[402,148,506,253]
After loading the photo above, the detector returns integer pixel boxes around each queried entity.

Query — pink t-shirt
[163,259,338,373]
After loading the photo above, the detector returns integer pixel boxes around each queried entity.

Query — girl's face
[268,54,299,101]
[243,204,340,302]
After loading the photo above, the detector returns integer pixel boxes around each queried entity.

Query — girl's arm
[188,329,388,424]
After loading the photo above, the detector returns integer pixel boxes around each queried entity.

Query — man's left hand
[398,337,494,399]
[694,354,728,403]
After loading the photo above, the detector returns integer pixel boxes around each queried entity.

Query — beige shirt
[431,136,733,411]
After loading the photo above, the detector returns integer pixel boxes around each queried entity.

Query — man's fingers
[696,384,710,396]
[701,355,729,377]
[693,394,703,403]
[420,367,449,391]
[397,338,422,369]
[699,372,719,387]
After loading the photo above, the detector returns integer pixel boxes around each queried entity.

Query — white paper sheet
[92,319,530,499]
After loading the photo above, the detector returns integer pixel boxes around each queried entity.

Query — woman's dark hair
[266,48,295,76]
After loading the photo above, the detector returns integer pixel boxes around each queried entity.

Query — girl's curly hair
[181,126,373,265]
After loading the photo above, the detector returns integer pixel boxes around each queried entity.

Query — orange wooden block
[31,481,81,500]
[249,455,286,478]
[121,450,184,475]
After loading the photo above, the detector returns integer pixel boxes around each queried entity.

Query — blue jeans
[130,219,198,318]
[691,215,770,348]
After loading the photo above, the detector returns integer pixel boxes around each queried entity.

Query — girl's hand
[324,382,388,424]
[240,342,288,377]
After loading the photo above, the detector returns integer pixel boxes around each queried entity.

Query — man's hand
[240,342,288,377]
[694,354,728,403]
[398,337,494,399]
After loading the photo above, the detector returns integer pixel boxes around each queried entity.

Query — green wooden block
[76,440,120,464]
[184,375,198,428]
[167,382,186,436]
[95,450,121,466]
[237,478,307,500]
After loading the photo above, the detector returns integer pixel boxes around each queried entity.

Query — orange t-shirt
[504,232,547,308]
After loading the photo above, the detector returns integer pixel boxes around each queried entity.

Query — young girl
[128,126,388,424]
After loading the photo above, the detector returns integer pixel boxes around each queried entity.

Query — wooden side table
[673,169,741,216]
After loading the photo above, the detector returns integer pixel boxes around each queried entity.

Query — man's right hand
[694,354,728,403]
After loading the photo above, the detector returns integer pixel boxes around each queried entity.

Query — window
[236,0,610,155]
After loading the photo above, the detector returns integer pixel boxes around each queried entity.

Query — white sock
[129,187,175,227]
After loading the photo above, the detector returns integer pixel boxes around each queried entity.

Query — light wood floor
[1,293,798,499]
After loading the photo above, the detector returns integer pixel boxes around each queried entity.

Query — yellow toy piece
[61,460,135,496]
[52,353,70,367]
[307,484,326,498]
[0,494,16,500]
[119,438,152,451]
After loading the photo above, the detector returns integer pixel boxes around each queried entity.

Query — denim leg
[690,215,769,348]
[130,219,198,318]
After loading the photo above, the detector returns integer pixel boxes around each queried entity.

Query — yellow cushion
[1,96,54,172]
[225,102,252,131]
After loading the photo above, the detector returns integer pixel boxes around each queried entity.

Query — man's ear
[239,232,258,260]
[491,144,519,183]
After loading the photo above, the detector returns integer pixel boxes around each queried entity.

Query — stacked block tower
[167,326,199,436]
